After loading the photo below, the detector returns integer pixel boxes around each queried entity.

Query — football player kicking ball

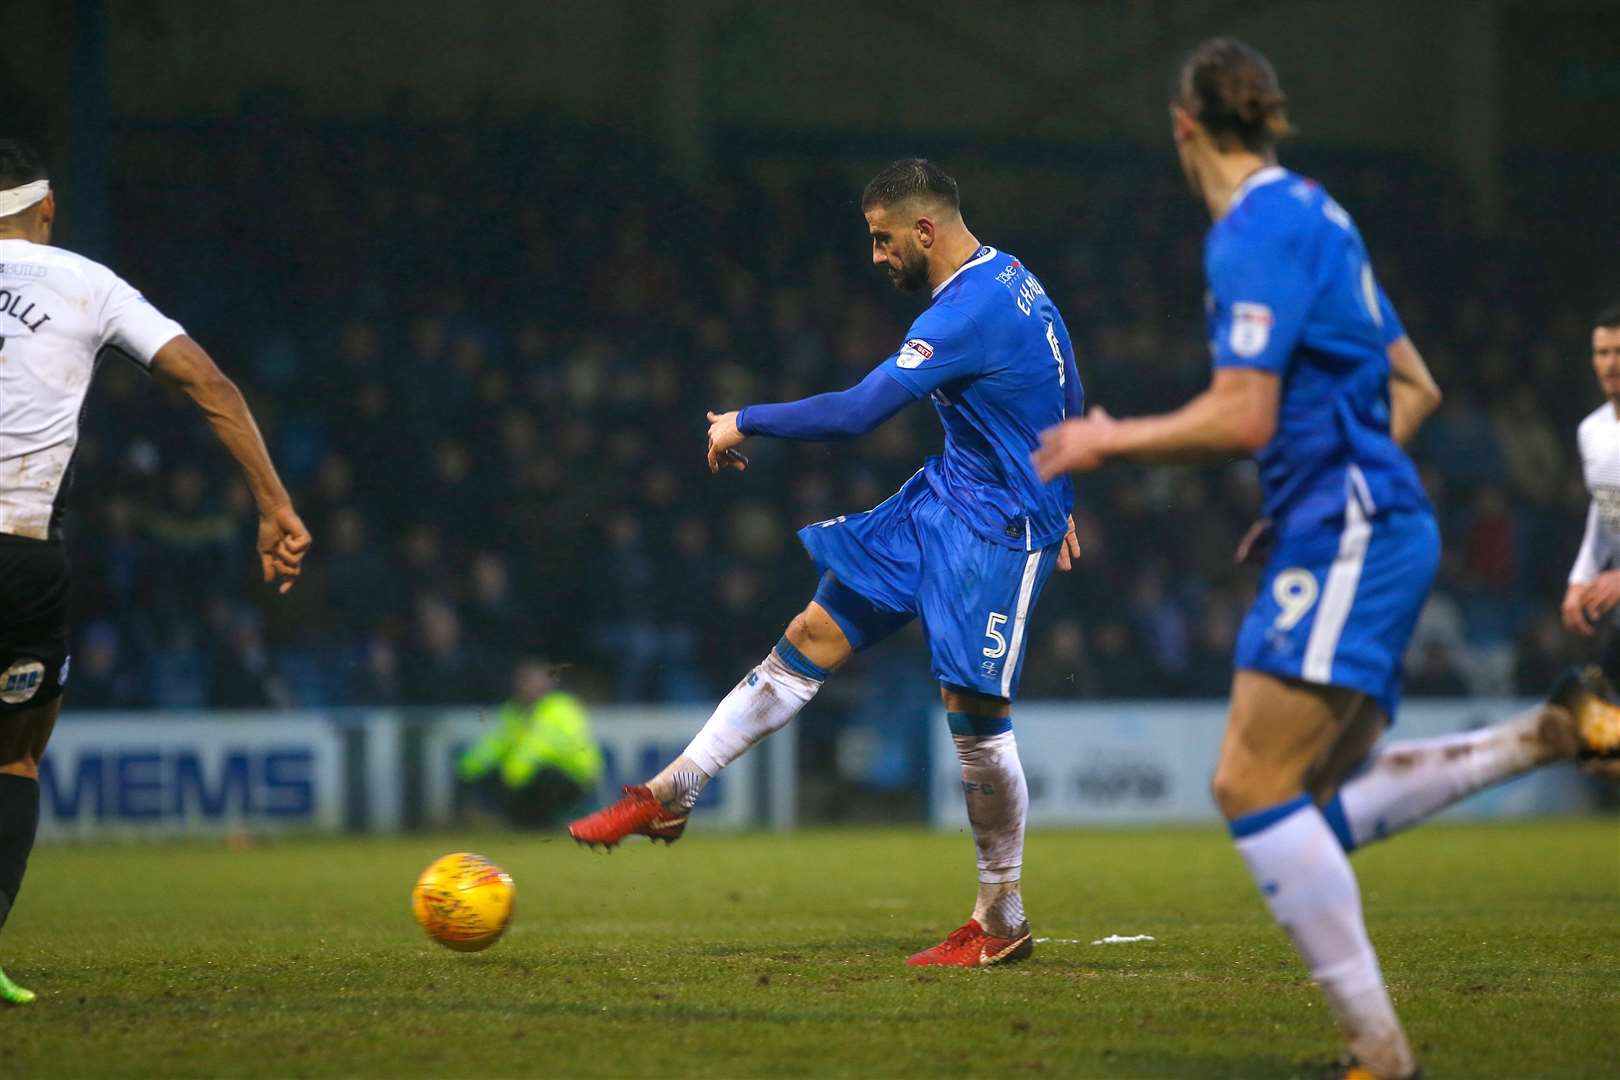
[570,159,1084,967]
[1033,40,1617,1079]
[0,140,311,1005]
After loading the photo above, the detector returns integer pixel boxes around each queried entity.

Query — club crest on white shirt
[1229,302,1274,358]
[896,339,934,369]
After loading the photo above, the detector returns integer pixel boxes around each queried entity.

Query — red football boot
[906,919,1033,967]
[567,785,688,850]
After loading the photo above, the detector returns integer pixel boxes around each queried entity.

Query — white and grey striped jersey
[0,238,184,540]
[1569,402,1620,584]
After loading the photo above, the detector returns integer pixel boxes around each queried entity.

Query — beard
[886,245,931,293]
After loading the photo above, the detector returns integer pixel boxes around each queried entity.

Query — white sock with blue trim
[952,717,1029,937]
[1232,796,1414,1078]
[1322,706,1569,851]
[651,638,826,810]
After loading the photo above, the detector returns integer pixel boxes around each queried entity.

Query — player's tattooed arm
[1033,368,1279,478]
[1386,336,1442,447]
[151,335,312,593]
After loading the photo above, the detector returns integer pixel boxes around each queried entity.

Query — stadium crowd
[60,106,1608,732]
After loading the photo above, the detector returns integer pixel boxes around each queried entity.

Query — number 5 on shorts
[983,612,1009,658]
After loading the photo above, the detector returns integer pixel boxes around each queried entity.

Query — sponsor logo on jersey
[1229,301,1274,358]
[0,262,48,279]
[896,338,934,369]
[0,659,46,705]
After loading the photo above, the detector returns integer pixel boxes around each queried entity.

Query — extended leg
[1315,698,1576,851]
[568,601,852,849]
[1215,672,1416,1080]
[648,602,848,809]
[0,696,60,1006]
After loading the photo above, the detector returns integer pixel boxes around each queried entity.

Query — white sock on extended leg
[649,644,825,810]
[1233,797,1415,1079]
[1326,707,1570,850]
[954,729,1029,937]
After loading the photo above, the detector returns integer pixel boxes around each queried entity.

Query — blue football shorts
[1234,502,1439,720]
[798,471,1060,700]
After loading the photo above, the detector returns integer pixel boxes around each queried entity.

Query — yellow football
[411,852,515,952]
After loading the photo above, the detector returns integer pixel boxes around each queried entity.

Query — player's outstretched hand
[1057,514,1082,572]
[706,410,749,474]
[1033,406,1117,481]
[259,504,312,595]
[1235,518,1275,566]
[1581,571,1620,631]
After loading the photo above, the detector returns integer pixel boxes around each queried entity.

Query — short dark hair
[861,158,959,213]
[1597,305,1620,331]
[0,138,49,191]
[1175,37,1293,154]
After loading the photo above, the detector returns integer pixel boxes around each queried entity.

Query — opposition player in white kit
[0,139,311,1004]
[1562,306,1620,648]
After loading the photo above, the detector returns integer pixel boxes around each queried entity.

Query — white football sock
[1234,798,1415,1079]
[1326,707,1568,850]
[954,730,1029,936]
[649,646,824,810]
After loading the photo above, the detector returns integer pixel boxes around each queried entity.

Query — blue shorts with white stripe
[1235,502,1439,720]
[799,470,1059,701]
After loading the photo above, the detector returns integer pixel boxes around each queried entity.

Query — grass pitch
[7,821,1618,1078]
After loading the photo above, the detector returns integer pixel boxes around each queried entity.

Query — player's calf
[1317,699,1594,853]
[570,623,846,851]
[0,700,55,1006]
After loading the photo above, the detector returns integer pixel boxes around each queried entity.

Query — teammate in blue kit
[1034,38,1617,1079]
[571,158,1083,967]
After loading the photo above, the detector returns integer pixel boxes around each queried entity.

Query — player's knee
[1210,758,1270,820]
[785,608,851,671]
[940,686,1009,718]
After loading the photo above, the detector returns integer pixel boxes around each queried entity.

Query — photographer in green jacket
[458,659,602,828]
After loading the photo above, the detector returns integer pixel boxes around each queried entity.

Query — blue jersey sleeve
[879,304,981,398]
[736,365,914,440]
[1208,237,1312,374]
[1375,283,1406,347]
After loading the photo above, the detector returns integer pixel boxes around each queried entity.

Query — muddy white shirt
[0,238,183,540]
[1569,402,1620,585]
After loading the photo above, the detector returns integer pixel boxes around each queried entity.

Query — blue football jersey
[1206,167,1429,533]
[879,247,1081,551]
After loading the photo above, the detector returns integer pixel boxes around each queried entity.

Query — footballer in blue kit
[571,159,1082,969]
[1208,163,1439,723]
[793,237,1079,702]
[1034,38,1613,1080]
